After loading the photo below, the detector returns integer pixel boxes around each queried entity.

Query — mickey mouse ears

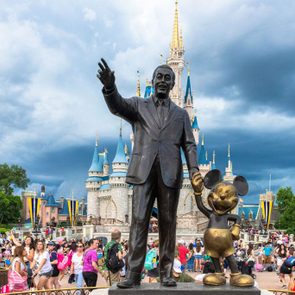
[233,176,249,196]
[204,169,249,196]
[204,169,222,189]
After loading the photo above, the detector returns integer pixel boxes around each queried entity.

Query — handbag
[68,273,75,284]
[8,269,28,292]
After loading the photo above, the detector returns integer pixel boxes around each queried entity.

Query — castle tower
[198,134,211,176]
[192,114,200,146]
[86,139,102,218]
[184,69,194,121]
[103,148,109,176]
[136,70,141,97]
[211,150,216,170]
[109,128,129,222]
[224,144,234,183]
[167,0,185,107]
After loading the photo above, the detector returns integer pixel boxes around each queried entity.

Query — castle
[86,1,236,234]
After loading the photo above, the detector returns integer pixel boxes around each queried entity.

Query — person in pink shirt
[82,239,100,287]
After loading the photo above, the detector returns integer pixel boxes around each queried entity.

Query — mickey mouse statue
[192,169,254,287]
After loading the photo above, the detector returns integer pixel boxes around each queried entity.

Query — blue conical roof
[144,85,154,98]
[113,134,128,164]
[180,148,187,164]
[46,195,60,207]
[192,116,199,129]
[88,143,103,172]
[184,74,193,103]
[198,144,208,165]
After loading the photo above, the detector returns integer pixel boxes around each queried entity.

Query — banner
[68,200,79,225]
[27,197,41,226]
[260,200,273,229]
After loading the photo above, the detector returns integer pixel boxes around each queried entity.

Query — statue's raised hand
[191,171,204,196]
[97,58,115,89]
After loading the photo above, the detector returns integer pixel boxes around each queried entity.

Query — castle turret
[167,0,185,107]
[211,150,216,170]
[103,148,109,176]
[184,69,194,121]
[86,139,102,219]
[192,115,200,146]
[198,134,210,176]
[224,144,234,182]
[136,70,141,97]
[109,129,129,222]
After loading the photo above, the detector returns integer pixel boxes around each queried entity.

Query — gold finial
[213,150,216,164]
[136,70,141,97]
[202,134,205,145]
[171,0,180,50]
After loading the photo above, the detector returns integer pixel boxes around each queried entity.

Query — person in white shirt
[71,242,84,293]
[31,240,52,290]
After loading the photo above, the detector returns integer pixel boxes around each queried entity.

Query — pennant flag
[27,197,41,226]
[260,200,273,229]
[68,200,79,225]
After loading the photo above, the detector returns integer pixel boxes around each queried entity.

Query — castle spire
[167,0,185,107]
[136,70,141,97]
[211,150,216,170]
[113,127,128,164]
[95,132,99,146]
[171,0,181,50]
[202,134,205,146]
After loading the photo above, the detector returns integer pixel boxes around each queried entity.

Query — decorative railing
[1,285,108,295]
[268,289,295,295]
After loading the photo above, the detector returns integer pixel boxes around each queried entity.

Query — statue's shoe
[230,273,254,287]
[161,277,177,287]
[117,278,141,289]
[203,273,226,286]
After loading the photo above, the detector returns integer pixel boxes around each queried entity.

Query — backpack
[106,243,124,274]
[57,254,68,271]
[144,248,157,271]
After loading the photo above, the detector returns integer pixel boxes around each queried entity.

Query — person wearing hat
[104,229,124,285]
[48,241,60,290]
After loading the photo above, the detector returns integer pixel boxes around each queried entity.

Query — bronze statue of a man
[97,58,202,288]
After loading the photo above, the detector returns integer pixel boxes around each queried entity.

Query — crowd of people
[0,230,294,293]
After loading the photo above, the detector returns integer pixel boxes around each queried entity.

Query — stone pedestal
[109,283,260,295]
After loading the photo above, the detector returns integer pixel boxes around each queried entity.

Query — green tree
[0,164,30,224]
[275,187,295,234]
[0,164,29,195]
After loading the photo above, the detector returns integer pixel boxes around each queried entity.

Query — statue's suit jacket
[103,86,198,189]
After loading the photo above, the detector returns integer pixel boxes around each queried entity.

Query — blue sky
[0,0,295,203]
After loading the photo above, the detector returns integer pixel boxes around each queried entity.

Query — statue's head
[204,169,249,216]
[152,65,175,98]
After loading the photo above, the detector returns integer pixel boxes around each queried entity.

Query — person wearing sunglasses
[71,243,85,293]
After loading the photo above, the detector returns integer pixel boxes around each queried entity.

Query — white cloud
[83,8,96,22]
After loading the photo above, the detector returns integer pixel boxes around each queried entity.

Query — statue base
[109,283,260,295]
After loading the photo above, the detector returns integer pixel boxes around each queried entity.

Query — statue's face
[153,67,174,98]
[207,182,238,215]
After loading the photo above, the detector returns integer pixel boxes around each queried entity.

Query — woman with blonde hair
[8,246,28,292]
[31,240,53,290]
